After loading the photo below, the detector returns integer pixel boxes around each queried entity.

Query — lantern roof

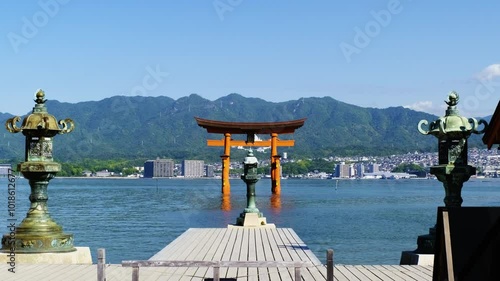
[5,89,74,137]
[418,92,487,139]
[243,149,258,165]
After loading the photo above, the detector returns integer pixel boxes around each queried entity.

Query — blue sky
[1,0,499,117]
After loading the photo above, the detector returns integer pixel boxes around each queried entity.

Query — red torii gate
[195,117,306,195]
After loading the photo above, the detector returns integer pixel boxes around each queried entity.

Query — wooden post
[132,266,139,281]
[327,249,334,281]
[221,133,231,194]
[97,248,105,281]
[270,133,281,194]
[213,265,220,281]
[443,210,455,281]
[294,266,301,281]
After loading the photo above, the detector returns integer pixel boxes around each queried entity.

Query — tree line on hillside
[0,94,490,166]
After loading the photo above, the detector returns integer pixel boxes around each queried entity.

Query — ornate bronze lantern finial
[35,89,46,104]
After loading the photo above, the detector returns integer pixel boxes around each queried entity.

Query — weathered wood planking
[281,228,327,281]
[190,228,227,280]
[0,228,434,280]
[266,227,293,280]
[155,227,209,280]
[175,228,221,280]
[147,227,323,280]
[0,264,433,280]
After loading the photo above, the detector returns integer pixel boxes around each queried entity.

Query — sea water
[1,177,499,265]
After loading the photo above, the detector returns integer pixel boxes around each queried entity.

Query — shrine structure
[483,100,500,149]
[195,117,306,195]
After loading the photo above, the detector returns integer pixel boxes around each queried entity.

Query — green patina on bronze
[1,89,76,253]
[236,149,264,225]
[415,91,488,254]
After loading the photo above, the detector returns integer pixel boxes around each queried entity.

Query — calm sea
[1,177,499,265]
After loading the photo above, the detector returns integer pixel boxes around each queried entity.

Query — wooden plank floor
[0,264,433,280]
[0,227,434,281]
[149,227,326,280]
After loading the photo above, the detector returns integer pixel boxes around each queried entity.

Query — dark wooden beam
[194,117,306,134]
[482,101,500,149]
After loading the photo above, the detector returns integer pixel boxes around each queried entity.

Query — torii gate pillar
[271,133,281,194]
[221,133,231,194]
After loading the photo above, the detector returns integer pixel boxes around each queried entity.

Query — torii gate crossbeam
[195,117,306,195]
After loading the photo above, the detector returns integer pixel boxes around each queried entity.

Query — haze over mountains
[0,94,491,163]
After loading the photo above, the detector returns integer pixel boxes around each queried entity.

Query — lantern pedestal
[400,224,436,265]
[235,175,268,227]
[431,164,475,207]
[400,251,434,266]
[0,247,92,264]
[236,213,268,227]
[1,164,76,253]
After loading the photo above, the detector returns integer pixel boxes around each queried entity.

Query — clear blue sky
[1,0,499,117]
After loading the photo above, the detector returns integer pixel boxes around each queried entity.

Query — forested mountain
[0,94,489,163]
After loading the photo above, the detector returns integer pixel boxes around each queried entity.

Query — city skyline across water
[88,147,500,179]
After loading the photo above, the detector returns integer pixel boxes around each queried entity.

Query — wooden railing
[121,260,312,281]
[96,248,335,281]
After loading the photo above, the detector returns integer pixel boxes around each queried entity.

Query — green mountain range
[0,94,490,163]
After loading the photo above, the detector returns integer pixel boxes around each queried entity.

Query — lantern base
[236,212,267,227]
[400,251,434,266]
[400,226,436,265]
[415,226,436,254]
[0,247,91,264]
[1,232,76,253]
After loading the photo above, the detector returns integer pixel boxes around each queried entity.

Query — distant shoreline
[53,176,222,180]
[54,176,140,180]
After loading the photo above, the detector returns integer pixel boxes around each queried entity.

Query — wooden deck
[0,227,434,280]
[147,227,325,280]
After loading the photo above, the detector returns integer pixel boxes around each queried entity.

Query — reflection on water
[221,194,231,211]
[270,194,282,211]
[224,183,282,211]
